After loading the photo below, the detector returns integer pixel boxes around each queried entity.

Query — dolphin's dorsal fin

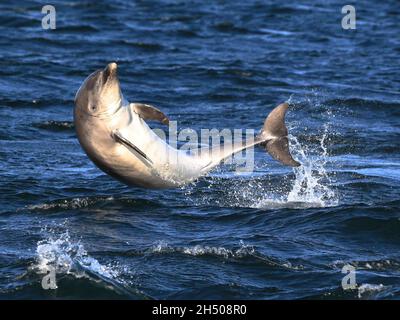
[130,103,169,125]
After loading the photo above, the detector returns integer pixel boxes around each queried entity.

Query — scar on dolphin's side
[112,129,153,165]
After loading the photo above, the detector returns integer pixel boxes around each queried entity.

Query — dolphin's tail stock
[257,102,300,167]
[198,102,300,173]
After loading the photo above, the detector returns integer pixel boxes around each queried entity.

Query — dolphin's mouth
[102,62,118,84]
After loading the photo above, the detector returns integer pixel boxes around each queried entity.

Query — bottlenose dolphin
[74,62,300,189]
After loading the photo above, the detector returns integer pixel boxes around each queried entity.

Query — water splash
[285,124,338,207]
[183,128,338,209]
[32,229,121,285]
[183,95,339,209]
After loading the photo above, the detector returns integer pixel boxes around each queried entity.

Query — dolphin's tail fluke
[197,102,300,173]
[257,102,300,167]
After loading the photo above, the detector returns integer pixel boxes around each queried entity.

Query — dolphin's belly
[115,114,208,187]
[76,107,212,188]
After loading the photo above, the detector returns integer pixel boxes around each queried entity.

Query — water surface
[0,0,399,299]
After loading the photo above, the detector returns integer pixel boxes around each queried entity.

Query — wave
[150,240,255,259]
[332,259,400,272]
[56,25,99,33]
[23,196,164,213]
[26,229,147,299]
[324,97,400,114]
[342,216,400,240]
[0,97,70,109]
[26,196,114,211]
[101,240,303,271]
[120,40,164,52]
[33,120,74,132]
[260,28,296,36]
[213,22,249,34]
[306,283,392,300]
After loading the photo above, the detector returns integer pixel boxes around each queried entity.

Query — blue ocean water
[0,0,399,299]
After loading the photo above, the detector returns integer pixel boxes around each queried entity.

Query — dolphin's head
[74,62,123,118]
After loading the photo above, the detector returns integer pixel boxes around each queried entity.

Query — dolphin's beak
[102,62,118,83]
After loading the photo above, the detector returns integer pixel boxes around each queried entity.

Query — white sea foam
[150,240,255,259]
[32,230,120,284]
[357,283,387,299]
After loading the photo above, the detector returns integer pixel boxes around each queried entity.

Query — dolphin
[74,62,300,189]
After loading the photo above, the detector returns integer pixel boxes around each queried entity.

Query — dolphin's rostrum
[74,63,300,189]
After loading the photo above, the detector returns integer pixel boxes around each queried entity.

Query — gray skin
[74,63,300,189]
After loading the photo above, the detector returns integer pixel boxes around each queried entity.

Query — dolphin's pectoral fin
[131,103,170,125]
[112,130,153,165]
